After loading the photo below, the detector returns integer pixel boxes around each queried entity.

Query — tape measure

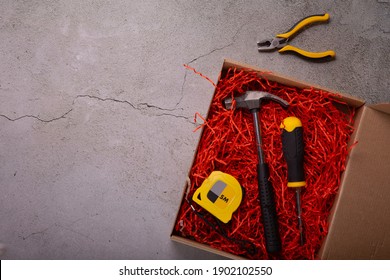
[193,171,243,223]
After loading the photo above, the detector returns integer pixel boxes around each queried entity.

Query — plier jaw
[257,13,336,59]
[257,37,288,51]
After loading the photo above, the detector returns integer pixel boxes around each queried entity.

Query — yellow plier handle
[277,13,336,59]
[279,45,336,59]
[277,13,330,39]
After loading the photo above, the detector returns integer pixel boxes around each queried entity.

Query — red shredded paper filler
[175,66,355,260]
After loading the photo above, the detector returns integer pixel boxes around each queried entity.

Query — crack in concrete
[138,102,182,112]
[20,227,51,240]
[156,112,193,122]
[179,17,253,106]
[75,94,193,123]
[186,17,250,65]
[0,108,73,123]
[177,71,188,108]
[186,42,235,65]
[0,94,194,125]
[74,94,138,109]
[0,17,253,126]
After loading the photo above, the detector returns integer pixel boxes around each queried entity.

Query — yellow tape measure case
[192,171,243,223]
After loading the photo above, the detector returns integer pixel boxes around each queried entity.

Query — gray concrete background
[0,0,389,259]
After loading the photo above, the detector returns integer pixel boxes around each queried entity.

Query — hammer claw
[262,92,289,108]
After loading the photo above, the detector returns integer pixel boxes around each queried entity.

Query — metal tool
[281,117,306,245]
[257,13,336,59]
[223,91,289,254]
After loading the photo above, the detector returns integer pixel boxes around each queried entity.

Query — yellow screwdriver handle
[281,117,306,188]
[279,45,336,59]
[276,13,330,39]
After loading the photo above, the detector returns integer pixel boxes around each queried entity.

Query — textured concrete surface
[0,0,389,259]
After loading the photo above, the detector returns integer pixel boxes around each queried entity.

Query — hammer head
[223,91,289,111]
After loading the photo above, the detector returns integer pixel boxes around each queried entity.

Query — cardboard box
[171,59,390,259]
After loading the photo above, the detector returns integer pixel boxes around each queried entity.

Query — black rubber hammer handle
[257,162,281,253]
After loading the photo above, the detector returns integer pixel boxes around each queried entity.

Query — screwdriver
[281,117,306,245]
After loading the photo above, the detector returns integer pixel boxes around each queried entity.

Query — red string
[174,67,356,260]
[184,64,216,87]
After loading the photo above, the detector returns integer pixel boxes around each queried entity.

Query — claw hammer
[223,91,289,253]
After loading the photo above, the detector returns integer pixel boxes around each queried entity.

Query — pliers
[257,13,336,59]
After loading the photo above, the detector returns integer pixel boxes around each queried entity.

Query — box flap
[223,59,365,108]
[319,106,390,259]
[171,235,242,260]
[369,103,390,115]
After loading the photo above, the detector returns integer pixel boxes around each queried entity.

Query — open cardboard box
[171,59,390,259]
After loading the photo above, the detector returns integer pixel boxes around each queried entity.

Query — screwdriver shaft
[295,188,304,245]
